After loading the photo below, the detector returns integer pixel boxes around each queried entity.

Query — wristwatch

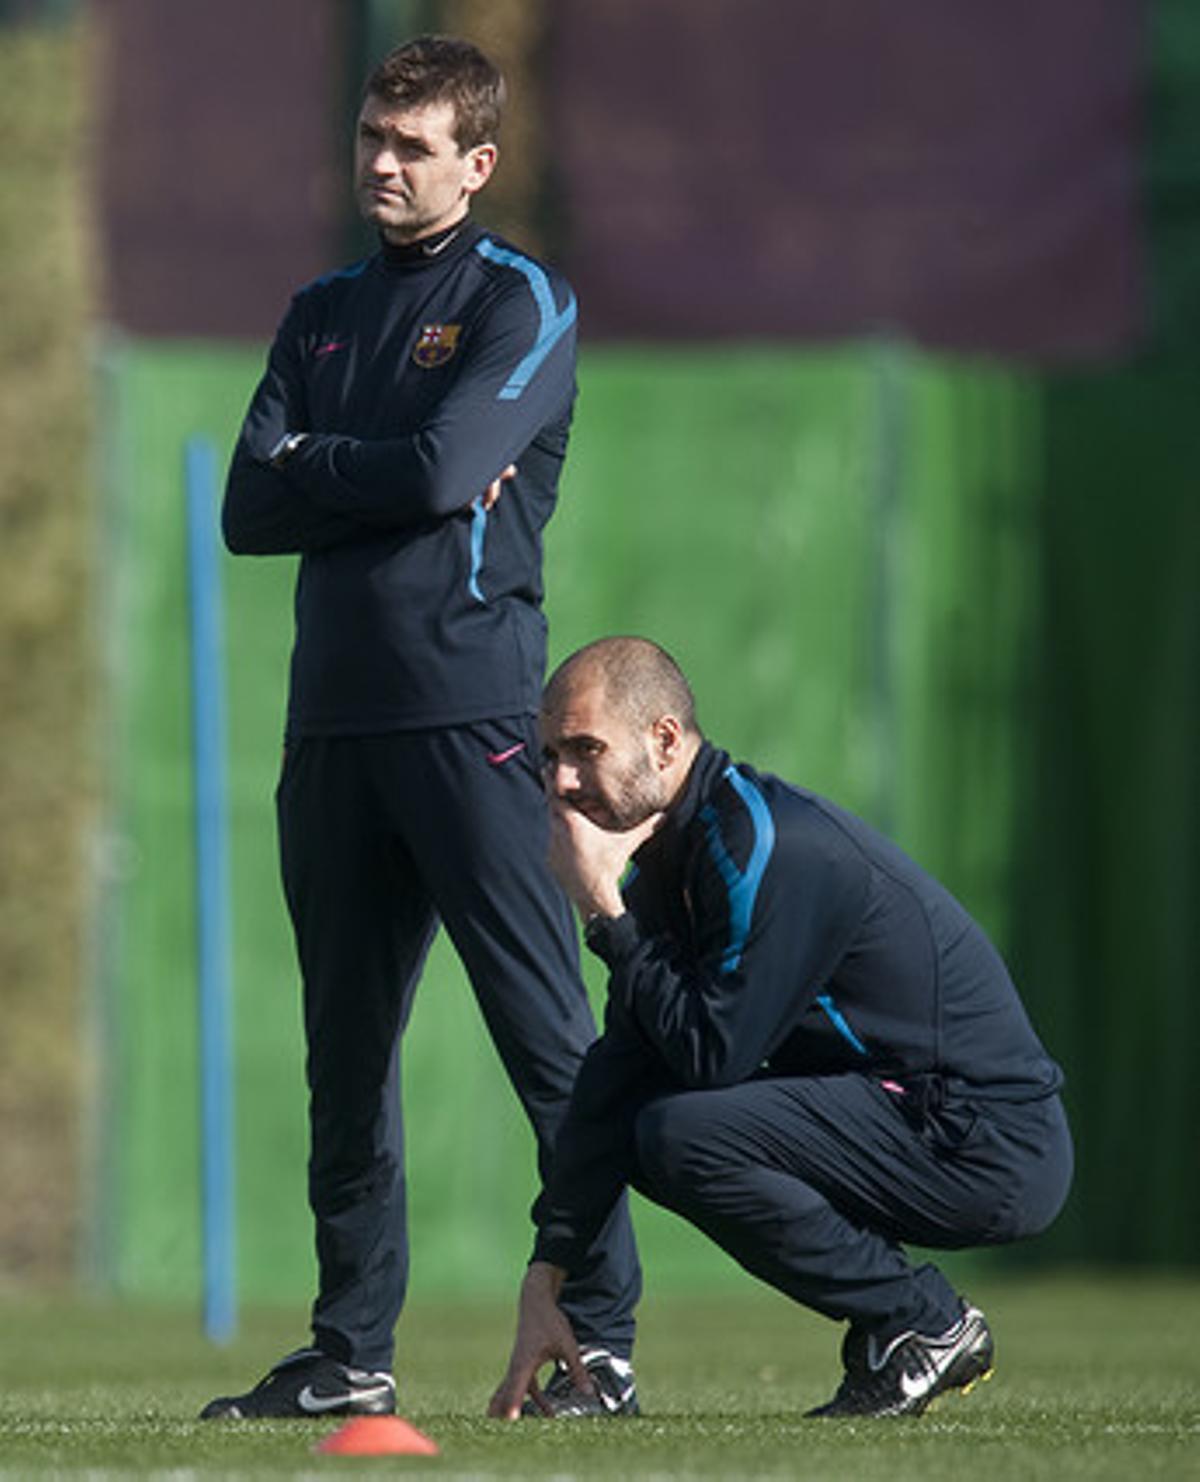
[268,431,308,467]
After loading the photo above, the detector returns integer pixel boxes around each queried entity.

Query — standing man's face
[354,95,496,244]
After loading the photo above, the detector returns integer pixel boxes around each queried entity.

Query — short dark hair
[546,637,700,736]
[364,35,504,152]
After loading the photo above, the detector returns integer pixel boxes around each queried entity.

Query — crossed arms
[222,276,575,556]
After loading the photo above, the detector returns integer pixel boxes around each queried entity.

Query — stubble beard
[360,190,418,242]
[577,755,666,833]
[358,175,471,246]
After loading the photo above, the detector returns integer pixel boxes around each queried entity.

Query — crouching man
[489,636,1072,1420]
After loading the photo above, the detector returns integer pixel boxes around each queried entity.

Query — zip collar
[378,217,484,272]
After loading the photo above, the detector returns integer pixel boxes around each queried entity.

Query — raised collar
[378,217,484,271]
[634,740,731,869]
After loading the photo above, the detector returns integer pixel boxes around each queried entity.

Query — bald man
[489,636,1072,1420]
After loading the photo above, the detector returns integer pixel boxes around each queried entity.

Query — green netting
[1011,358,1200,1266]
[93,339,1041,1304]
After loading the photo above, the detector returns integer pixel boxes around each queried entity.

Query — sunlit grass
[0,1273,1196,1478]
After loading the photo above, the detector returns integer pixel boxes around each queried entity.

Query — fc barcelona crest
[412,322,461,368]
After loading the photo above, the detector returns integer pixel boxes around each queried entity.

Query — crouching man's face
[539,679,673,833]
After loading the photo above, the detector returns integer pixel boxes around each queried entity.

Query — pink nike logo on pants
[486,742,526,766]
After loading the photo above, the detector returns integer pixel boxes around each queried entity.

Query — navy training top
[533,740,1065,1272]
[222,219,577,734]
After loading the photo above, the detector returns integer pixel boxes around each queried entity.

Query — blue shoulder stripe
[474,238,577,400]
[816,993,869,1055]
[700,766,776,974]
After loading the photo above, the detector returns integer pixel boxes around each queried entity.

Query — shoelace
[544,1358,632,1411]
[543,1365,580,1400]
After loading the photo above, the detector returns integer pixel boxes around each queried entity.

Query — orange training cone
[314,1415,440,1456]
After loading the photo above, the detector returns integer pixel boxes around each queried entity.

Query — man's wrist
[524,1259,566,1300]
[577,888,625,924]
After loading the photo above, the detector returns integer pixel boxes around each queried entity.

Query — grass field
[1,1272,1196,1480]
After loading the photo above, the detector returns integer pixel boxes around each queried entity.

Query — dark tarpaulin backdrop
[95,0,342,338]
[547,0,1144,358]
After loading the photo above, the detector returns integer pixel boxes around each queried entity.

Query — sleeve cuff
[533,1227,586,1272]
[583,911,640,965]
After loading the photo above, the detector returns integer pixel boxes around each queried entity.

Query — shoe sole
[922,1363,994,1416]
[201,1394,395,1421]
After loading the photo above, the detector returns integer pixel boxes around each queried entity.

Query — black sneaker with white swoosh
[805,1302,995,1418]
[520,1346,639,1418]
[199,1346,396,1420]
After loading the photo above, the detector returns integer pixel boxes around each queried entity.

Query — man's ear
[651,715,685,770]
[463,142,498,196]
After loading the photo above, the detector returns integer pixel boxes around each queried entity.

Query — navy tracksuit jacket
[224,220,576,732]
[535,742,1072,1342]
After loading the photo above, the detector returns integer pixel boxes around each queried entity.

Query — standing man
[489,637,1073,1420]
[202,38,640,1421]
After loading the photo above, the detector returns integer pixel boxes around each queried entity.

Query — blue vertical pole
[184,436,237,1343]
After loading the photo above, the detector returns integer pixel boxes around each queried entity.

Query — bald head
[540,638,702,830]
[544,637,699,737]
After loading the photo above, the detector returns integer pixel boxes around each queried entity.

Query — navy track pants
[277,721,642,1369]
[632,1072,1072,1343]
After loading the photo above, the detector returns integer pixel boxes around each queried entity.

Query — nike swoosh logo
[296,1382,391,1414]
[600,1383,636,1413]
[486,742,526,766]
[314,339,348,357]
[898,1369,931,1401]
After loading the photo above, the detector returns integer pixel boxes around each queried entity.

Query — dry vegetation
[444,0,550,251]
[0,18,94,1280]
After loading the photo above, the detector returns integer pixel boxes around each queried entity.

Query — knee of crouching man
[982,1099,1075,1244]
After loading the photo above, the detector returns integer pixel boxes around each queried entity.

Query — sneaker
[521,1346,639,1418]
[199,1346,396,1420]
[806,1303,994,1418]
